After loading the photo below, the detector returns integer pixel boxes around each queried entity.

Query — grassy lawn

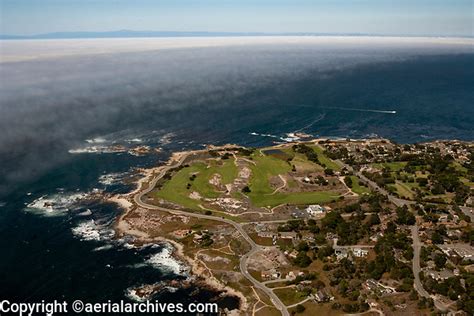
[217,158,239,184]
[310,145,342,171]
[423,193,454,204]
[155,164,203,209]
[248,153,292,195]
[452,162,468,173]
[155,158,238,209]
[247,151,339,207]
[461,177,474,187]
[389,181,415,199]
[292,152,323,172]
[372,161,407,171]
[249,233,274,246]
[402,181,420,190]
[266,281,290,288]
[273,287,309,306]
[157,150,339,210]
[250,190,339,208]
[254,307,281,316]
[348,176,371,195]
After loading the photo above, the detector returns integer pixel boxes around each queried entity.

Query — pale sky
[1,0,473,36]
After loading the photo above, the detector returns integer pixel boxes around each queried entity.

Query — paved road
[459,206,474,222]
[411,226,451,312]
[132,154,290,316]
[411,225,431,299]
[339,160,450,312]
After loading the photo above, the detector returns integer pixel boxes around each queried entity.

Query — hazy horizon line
[2,29,473,40]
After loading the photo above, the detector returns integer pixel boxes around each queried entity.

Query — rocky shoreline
[108,148,247,313]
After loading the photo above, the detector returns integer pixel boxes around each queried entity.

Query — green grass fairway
[310,145,342,171]
[248,153,291,195]
[156,158,238,209]
[371,161,407,171]
[157,151,338,210]
[192,158,238,196]
[155,164,203,209]
[349,176,371,195]
[247,152,338,207]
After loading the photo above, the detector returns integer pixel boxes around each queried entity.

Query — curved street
[131,153,290,316]
[340,160,450,312]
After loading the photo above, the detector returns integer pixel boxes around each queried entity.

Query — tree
[294,251,312,267]
[321,211,344,230]
[294,304,305,314]
[431,231,444,244]
[297,241,309,252]
[325,168,335,176]
[396,206,415,225]
[431,183,445,195]
[434,253,447,269]
[368,214,381,226]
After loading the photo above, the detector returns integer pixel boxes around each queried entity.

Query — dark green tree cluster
[293,251,312,268]
[324,146,349,160]
[198,232,213,247]
[457,273,474,314]
[236,147,254,156]
[277,219,306,232]
[328,258,366,302]
[424,275,466,302]
[363,170,395,188]
[367,229,413,280]
[359,192,387,212]
[395,206,416,225]
[292,144,320,165]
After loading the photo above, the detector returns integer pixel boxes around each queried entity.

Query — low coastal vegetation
[128,138,473,315]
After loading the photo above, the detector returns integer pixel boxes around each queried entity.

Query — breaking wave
[25,192,92,217]
[144,244,189,276]
[71,219,115,242]
[98,172,129,186]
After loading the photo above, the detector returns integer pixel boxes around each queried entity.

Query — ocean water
[0,40,473,313]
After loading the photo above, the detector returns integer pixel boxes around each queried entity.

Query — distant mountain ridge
[3,30,465,40]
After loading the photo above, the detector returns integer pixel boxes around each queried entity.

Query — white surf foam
[93,244,114,251]
[249,132,279,139]
[68,145,128,154]
[145,244,189,276]
[71,220,115,242]
[159,133,175,145]
[25,193,90,217]
[86,137,107,144]
[126,138,143,143]
[98,172,128,186]
[125,288,147,302]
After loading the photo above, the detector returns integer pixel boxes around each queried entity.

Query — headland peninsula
[110,137,473,315]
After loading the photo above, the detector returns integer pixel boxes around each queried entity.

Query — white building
[306,204,325,216]
[352,248,369,258]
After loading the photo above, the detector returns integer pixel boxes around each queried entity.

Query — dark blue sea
[0,42,473,314]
